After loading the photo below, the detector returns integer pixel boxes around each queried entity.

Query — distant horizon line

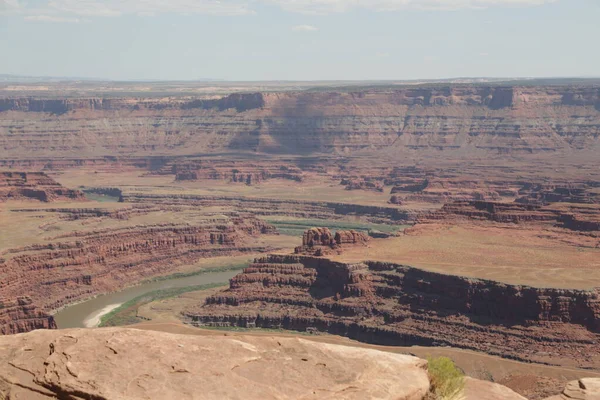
[2,74,600,84]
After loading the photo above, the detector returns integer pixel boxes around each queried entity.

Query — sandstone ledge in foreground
[0,327,429,400]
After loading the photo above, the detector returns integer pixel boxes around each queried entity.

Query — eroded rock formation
[164,160,305,184]
[340,178,384,192]
[426,201,562,223]
[422,200,600,233]
[0,216,275,334]
[0,172,85,202]
[0,296,56,335]
[188,255,600,369]
[294,228,370,255]
[517,184,600,205]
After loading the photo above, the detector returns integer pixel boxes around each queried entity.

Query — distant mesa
[1,85,600,158]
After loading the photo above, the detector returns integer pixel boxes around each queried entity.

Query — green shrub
[427,356,465,400]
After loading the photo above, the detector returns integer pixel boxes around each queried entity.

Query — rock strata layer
[122,193,412,224]
[0,296,56,335]
[1,86,600,158]
[0,172,85,202]
[0,216,275,334]
[294,227,370,255]
[188,255,600,369]
[422,200,600,232]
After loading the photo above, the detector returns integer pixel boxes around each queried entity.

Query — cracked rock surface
[0,327,430,399]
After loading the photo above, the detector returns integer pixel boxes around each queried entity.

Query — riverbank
[100,283,226,327]
[49,256,253,318]
[83,304,122,328]
[53,267,241,329]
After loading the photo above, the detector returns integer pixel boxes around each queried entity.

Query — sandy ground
[332,224,600,289]
[83,303,122,328]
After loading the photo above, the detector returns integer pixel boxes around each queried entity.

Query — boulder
[545,378,600,400]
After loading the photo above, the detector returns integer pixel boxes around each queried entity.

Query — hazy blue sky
[1,0,598,81]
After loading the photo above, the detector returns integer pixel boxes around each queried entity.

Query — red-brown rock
[295,228,369,256]
[0,216,275,335]
[187,255,600,369]
[0,172,85,202]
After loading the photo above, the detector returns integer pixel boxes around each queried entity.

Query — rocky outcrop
[340,178,384,192]
[422,200,600,232]
[0,171,85,202]
[0,327,431,400]
[334,230,370,245]
[559,214,600,232]
[0,296,56,335]
[188,255,600,369]
[544,378,600,400]
[464,378,527,400]
[0,216,275,335]
[516,184,600,205]
[1,85,599,158]
[294,228,369,255]
[170,161,304,184]
[302,227,335,247]
[426,201,562,223]
[389,195,403,205]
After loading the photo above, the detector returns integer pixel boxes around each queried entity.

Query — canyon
[1,80,600,398]
[187,251,600,369]
[0,206,278,334]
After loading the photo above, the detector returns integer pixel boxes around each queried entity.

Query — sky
[1,0,599,81]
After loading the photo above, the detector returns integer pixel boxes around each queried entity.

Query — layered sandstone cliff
[0,171,85,202]
[0,296,56,335]
[1,86,599,158]
[422,200,600,233]
[0,216,275,335]
[294,227,370,256]
[188,255,600,369]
